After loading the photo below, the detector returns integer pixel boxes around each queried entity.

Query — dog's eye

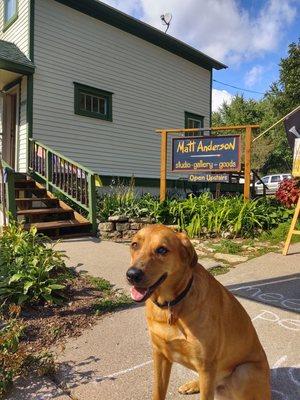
[131,242,138,249]
[156,246,168,255]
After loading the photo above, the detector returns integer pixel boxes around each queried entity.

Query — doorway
[2,88,18,169]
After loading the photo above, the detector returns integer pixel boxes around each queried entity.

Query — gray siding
[0,0,30,57]
[33,0,211,179]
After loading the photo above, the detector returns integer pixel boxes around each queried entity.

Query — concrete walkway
[7,240,300,400]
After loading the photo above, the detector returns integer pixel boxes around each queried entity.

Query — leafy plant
[0,221,67,306]
[276,178,300,208]
[0,311,25,398]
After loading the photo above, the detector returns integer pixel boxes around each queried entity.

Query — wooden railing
[29,139,97,233]
[0,158,17,223]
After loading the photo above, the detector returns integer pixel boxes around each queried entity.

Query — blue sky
[102,0,299,110]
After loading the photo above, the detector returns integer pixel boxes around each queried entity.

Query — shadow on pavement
[55,357,300,400]
[226,273,300,314]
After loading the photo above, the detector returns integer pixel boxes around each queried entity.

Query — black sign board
[284,108,300,152]
[188,173,230,183]
[172,135,241,172]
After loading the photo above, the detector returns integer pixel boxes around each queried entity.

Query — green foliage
[260,221,300,245]
[0,313,25,398]
[266,39,300,116]
[212,39,300,173]
[97,192,294,238]
[208,265,231,276]
[94,293,133,314]
[0,221,67,306]
[87,276,113,293]
[213,239,243,254]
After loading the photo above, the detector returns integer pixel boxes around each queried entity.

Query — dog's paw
[178,380,200,395]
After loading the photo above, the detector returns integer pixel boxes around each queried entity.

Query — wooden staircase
[15,174,92,238]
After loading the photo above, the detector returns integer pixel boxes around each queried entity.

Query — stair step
[15,188,46,194]
[16,197,58,202]
[24,219,91,231]
[17,207,73,216]
[14,180,36,188]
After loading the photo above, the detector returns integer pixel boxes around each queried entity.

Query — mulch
[19,274,101,353]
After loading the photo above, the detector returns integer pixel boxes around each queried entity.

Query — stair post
[46,150,52,191]
[88,173,97,234]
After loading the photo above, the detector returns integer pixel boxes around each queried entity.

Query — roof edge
[54,0,227,71]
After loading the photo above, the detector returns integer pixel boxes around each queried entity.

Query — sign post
[157,125,259,202]
[244,125,252,201]
[160,130,168,202]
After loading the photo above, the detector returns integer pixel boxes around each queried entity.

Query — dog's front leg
[152,349,172,400]
[198,368,216,400]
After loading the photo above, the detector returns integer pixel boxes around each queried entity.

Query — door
[2,91,18,169]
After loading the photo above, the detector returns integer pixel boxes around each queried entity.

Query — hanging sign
[188,173,230,183]
[172,135,241,172]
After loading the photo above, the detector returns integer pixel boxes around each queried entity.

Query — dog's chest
[149,319,200,366]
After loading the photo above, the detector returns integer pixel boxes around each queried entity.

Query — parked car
[254,174,292,195]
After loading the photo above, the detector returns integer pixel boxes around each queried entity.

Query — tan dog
[126,225,271,400]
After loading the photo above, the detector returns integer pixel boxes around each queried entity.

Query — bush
[97,191,294,238]
[0,221,67,306]
[0,309,25,398]
[276,178,300,208]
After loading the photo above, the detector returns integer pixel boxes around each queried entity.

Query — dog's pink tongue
[130,286,147,302]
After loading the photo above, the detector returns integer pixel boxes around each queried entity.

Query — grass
[209,265,231,276]
[213,239,243,254]
[87,276,114,293]
[86,276,133,315]
[259,221,300,245]
[94,293,133,314]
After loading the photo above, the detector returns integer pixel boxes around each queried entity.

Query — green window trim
[3,0,18,32]
[74,82,113,121]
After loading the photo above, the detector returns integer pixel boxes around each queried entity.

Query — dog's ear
[176,231,198,268]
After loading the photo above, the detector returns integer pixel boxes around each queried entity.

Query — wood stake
[160,130,167,202]
[283,197,300,256]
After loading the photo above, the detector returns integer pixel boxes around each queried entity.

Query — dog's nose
[126,267,144,284]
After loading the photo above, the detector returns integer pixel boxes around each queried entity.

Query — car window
[270,175,281,183]
[262,177,269,184]
[282,174,290,179]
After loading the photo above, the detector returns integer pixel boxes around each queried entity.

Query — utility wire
[213,79,265,95]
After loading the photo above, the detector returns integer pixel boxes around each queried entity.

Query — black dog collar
[152,276,194,309]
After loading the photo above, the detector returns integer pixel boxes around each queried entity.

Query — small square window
[184,112,205,137]
[3,0,18,31]
[74,82,113,121]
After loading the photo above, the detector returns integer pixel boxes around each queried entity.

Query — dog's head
[126,224,197,302]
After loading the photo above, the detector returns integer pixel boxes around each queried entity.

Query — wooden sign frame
[282,197,300,256]
[156,125,259,202]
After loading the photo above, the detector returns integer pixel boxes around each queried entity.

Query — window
[185,112,205,136]
[74,82,113,121]
[270,175,281,183]
[3,0,18,31]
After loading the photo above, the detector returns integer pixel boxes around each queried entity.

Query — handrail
[29,139,97,233]
[30,139,95,175]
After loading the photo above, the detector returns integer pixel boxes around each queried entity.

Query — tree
[212,39,300,173]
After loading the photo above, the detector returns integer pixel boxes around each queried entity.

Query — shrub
[0,310,25,398]
[276,178,300,208]
[0,221,67,306]
[97,192,294,238]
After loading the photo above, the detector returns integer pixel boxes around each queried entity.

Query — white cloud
[102,0,298,64]
[245,65,264,87]
[212,89,233,112]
